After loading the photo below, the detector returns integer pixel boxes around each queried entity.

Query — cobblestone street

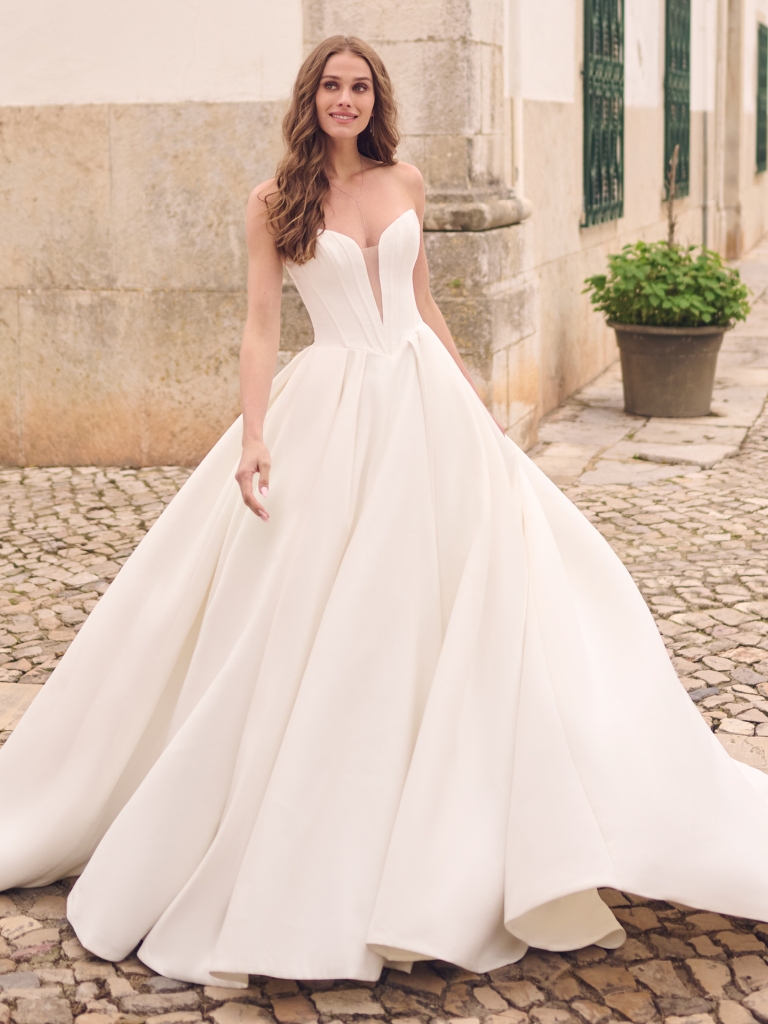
[2,255,768,1022]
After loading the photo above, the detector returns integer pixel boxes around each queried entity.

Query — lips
[330,112,357,122]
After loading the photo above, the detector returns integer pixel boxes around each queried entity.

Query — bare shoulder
[392,161,425,215]
[246,178,278,252]
[247,178,277,219]
[392,161,424,189]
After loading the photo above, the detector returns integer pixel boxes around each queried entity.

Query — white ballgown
[1,208,768,987]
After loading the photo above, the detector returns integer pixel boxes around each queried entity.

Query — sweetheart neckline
[320,208,417,252]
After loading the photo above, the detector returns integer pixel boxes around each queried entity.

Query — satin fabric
[1,209,767,986]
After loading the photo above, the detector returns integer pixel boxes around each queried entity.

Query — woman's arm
[235,181,284,520]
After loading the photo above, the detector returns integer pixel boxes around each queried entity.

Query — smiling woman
[264,36,401,266]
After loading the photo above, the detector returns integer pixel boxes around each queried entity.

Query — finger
[257,460,271,496]
[236,472,270,520]
[244,491,270,521]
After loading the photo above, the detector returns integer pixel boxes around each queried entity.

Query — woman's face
[315,52,375,140]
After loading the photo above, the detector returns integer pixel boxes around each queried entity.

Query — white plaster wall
[625,0,662,108]
[506,0,576,102]
[0,0,303,105]
[691,0,717,112]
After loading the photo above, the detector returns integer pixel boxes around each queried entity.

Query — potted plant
[583,148,750,417]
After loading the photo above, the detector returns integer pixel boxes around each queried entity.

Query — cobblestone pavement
[3,262,768,1022]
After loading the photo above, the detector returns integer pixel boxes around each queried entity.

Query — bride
[1,34,768,989]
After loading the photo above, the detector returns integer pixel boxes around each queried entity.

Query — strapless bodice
[286,208,423,355]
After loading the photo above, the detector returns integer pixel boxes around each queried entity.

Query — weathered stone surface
[381,987,435,1015]
[386,966,446,996]
[576,966,637,995]
[613,908,661,932]
[310,989,384,1016]
[118,991,200,1014]
[209,1005,272,1024]
[12,996,73,1024]
[145,1014,203,1023]
[692,917,741,933]
[264,981,298,997]
[28,896,67,921]
[691,936,726,959]
[520,954,570,984]
[629,960,691,997]
[36,969,74,985]
[73,964,116,982]
[75,981,99,1001]
[571,999,613,1024]
[0,918,41,943]
[611,940,653,963]
[664,1015,716,1024]
[493,981,545,1008]
[440,982,476,1016]
[107,975,135,998]
[650,935,696,959]
[487,1010,528,1024]
[0,106,112,291]
[716,933,767,954]
[271,995,319,1023]
[473,985,509,1011]
[686,959,731,997]
[731,956,768,993]
[0,971,39,989]
[109,102,281,292]
[718,1000,759,1024]
[144,976,190,993]
[548,975,583,1001]
[744,990,768,1023]
[60,938,90,960]
[529,1009,575,1024]
[602,990,657,1023]
[14,927,59,948]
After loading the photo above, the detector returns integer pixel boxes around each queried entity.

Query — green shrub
[583,241,750,328]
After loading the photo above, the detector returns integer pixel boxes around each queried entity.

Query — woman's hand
[236,439,272,521]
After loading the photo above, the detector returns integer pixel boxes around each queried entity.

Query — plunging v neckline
[320,210,417,327]
[321,208,416,252]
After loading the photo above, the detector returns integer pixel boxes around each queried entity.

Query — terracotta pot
[608,321,730,418]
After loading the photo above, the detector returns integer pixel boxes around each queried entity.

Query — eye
[323,81,338,90]
[353,83,369,92]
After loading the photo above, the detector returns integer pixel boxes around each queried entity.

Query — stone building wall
[2,0,768,466]
[0,0,300,466]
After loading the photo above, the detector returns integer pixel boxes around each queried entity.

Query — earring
[369,114,374,133]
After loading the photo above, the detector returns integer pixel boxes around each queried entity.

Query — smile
[330,113,357,122]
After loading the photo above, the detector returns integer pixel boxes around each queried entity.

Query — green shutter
[583,0,625,226]
[758,23,768,173]
[664,0,691,197]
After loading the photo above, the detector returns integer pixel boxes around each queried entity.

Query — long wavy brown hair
[266,36,400,265]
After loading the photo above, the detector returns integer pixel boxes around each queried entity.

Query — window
[758,23,768,173]
[664,0,691,196]
[583,0,625,226]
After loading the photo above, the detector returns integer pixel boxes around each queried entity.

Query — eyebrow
[321,74,373,82]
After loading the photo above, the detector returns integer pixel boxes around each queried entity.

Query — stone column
[299,0,539,447]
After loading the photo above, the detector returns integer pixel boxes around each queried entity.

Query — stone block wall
[0,101,284,466]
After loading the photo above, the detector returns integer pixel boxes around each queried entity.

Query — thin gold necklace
[329,155,368,245]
